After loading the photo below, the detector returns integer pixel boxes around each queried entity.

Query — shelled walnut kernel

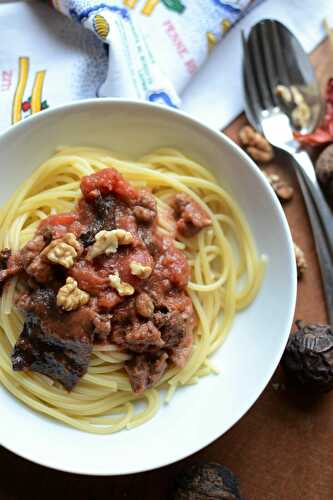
[239,125,274,163]
[294,243,307,279]
[264,171,294,202]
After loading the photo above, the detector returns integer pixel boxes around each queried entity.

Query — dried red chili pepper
[294,78,333,146]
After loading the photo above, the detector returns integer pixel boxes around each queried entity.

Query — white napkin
[0,0,332,133]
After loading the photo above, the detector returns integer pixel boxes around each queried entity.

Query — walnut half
[43,233,82,269]
[57,277,90,311]
[109,272,134,296]
[130,261,152,279]
[275,84,311,129]
[294,243,307,279]
[87,229,133,260]
[239,125,274,163]
[263,171,294,202]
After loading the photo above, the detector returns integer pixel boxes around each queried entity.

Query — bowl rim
[0,98,297,475]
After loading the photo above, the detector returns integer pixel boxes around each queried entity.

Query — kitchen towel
[0,0,332,132]
[50,0,254,108]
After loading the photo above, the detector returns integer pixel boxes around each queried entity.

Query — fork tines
[242,20,307,116]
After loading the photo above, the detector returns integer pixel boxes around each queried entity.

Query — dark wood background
[1,38,333,500]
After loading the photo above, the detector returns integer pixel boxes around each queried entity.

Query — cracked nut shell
[316,144,333,199]
[282,321,333,393]
[174,462,242,500]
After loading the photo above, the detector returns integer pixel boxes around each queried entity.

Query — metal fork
[242,19,333,324]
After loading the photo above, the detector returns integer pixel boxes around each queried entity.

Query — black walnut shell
[282,320,333,392]
[316,144,333,199]
[174,462,242,500]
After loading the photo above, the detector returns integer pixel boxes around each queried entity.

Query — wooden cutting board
[0,37,332,500]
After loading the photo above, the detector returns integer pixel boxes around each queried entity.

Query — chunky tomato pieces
[80,168,138,203]
[38,213,83,239]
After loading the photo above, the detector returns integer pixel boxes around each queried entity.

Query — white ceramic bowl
[0,99,296,475]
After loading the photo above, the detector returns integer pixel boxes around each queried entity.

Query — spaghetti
[0,147,265,433]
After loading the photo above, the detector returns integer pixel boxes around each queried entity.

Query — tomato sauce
[9,167,207,393]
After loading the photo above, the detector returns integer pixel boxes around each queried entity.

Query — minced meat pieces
[111,297,137,324]
[21,234,47,269]
[172,193,211,237]
[125,352,168,394]
[111,297,163,354]
[153,310,187,348]
[25,254,54,284]
[0,249,11,269]
[153,243,190,289]
[92,312,112,339]
[112,319,165,354]
[20,235,53,284]
[97,290,123,310]
[135,292,154,318]
[18,287,56,318]
[170,334,193,368]
[137,225,159,256]
[124,321,165,353]
[133,190,157,224]
[0,249,22,294]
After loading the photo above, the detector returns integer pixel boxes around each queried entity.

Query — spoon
[242,19,333,324]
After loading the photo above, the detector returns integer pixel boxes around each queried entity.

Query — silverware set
[242,19,333,324]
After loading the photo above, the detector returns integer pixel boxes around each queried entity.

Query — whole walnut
[174,462,242,500]
[282,320,333,392]
[316,144,333,199]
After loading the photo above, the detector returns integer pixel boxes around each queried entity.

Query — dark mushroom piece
[173,462,242,500]
[282,320,333,393]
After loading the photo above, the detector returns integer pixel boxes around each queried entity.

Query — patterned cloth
[0,0,254,132]
[50,0,253,108]
[0,2,108,131]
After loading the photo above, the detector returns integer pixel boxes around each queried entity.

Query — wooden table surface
[1,38,333,500]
